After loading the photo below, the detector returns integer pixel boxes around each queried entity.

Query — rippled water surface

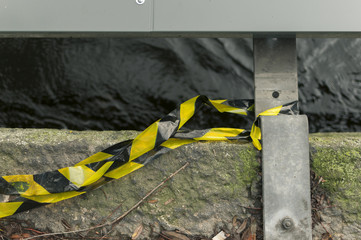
[0,38,360,132]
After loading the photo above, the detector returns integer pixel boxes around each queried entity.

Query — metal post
[254,38,298,116]
[254,38,312,239]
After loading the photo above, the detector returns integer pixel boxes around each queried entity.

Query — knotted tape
[0,95,297,218]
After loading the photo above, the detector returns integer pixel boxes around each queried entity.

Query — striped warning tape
[0,95,297,218]
[250,101,299,150]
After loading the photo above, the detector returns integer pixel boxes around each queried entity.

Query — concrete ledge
[0,129,360,239]
[310,133,361,239]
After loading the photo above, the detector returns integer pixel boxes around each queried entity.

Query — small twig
[101,203,122,225]
[61,237,115,240]
[24,162,190,240]
[84,201,123,237]
[320,221,332,238]
[24,228,46,235]
[100,189,108,200]
[111,162,189,225]
[159,233,173,240]
[241,206,262,210]
[100,229,114,240]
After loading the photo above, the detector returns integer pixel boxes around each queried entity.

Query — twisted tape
[0,96,297,218]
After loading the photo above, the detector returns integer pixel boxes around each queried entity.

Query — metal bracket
[254,38,312,239]
[254,38,298,115]
[261,115,312,239]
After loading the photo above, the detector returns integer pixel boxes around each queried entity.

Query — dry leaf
[248,234,256,240]
[22,233,31,238]
[315,211,321,222]
[248,217,257,240]
[164,198,174,205]
[247,230,256,239]
[320,194,325,205]
[318,177,324,185]
[61,219,72,230]
[10,234,21,239]
[232,216,238,227]
[162,231,190,240]
[321,233,332,240]
[212,231,227,240]
[148,199,158,203]
[241,227,251,240]
[131,225,143,240]
[236,219,248,234]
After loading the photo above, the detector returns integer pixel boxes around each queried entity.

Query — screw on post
[272,91,280,98]
[136,0,145,5]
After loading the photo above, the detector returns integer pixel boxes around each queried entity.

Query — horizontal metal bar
[0,32,251,38]
[2,32,361,38]
[2,0,361,38]
[154,0,361,33]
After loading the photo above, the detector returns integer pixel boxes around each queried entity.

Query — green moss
[239,148,259,186]
[131,143,259,227]
[311,146,361,222]
[223,147,258,200]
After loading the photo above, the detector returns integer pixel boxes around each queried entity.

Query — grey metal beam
[0,0,152,32]
[261,115,312,240]
[154,0,361,33]
[254,38,298,116]
[2,0,361,37]
[3,32,361,38]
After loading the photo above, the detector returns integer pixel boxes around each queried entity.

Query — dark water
[0,38,360,132]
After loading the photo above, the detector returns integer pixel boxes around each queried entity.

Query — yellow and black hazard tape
[250,101,299,150]
[0,95,297,218]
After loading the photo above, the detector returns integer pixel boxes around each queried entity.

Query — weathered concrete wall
[310,133,361,239]
[0,129,360,239]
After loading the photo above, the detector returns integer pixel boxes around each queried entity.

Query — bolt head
[136,0,145,4]
[272,91,280,98]
[282,218,294,230]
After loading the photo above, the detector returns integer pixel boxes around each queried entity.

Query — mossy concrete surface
[0,129,359,239]
[310,133,361,239]
[0,129,259,238]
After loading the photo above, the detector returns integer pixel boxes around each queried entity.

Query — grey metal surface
[0,0,152,32]
[261,115,312,240]
[2,0,361,37]
[254,38,298,115]
[3,32,361,38]
[153,0,361,33]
